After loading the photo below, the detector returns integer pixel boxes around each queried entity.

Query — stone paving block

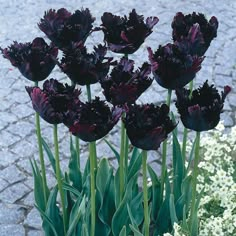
[0,179,8,192]
[11,140,37,159]
[0,130,21,148]
[27,230,43,236]
[0,165,25,184]
[7,121,35,138]
[0,183,30,203]
[0,150,20,167]
[0,111,18,124]
[0,224,25,236]
[0,203,26,224]
[10,104,34,119]
[24,207,42,230]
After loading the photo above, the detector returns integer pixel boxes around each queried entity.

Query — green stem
[124,131,129,176]
[190,131,200,231]
[119,113,126,202]
[142,150,149,236]
[160,89,172,202]
[89,141,96,236]
[34,81,48,208]
[86,84,92,102]
[53,124,68,234]
[75,137,80,169]
[182,80,194,162]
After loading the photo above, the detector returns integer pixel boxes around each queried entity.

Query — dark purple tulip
[26,79,81,124]
[2,38,58,82]
[172,12,218,56]
[101,9,159,54]
[38,8,95,51]
[100,57,153,105]
[175,81,231,132]
[148,43,204,89]
[67,97,122,142]
[59,43,113,85]
[124,104,176,150]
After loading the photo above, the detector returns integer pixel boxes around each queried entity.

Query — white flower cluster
[196,122,236,236]
[164,122,236,236]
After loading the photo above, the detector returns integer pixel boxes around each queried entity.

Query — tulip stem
[124,131,129,176]
[160,89,172,202]
[53,124,68,234]
[86,84,92,102]
[182,80,194,162]
[34,81,48,209]
[119,113,126,203]
[89,141,96,236]
[190,131,200,234]
[75,137,80,169]
[142,150,149,236]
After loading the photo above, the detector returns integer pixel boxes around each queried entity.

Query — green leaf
[62,182,81,197]
[147,165,161,222]
[69,137,82,191]
[82,223,89,236]
[127,150,142,182]
[119,226,126,236]
[112,173,139,236]
[41,137,57,176]
[35,204,58,236]
[173,132,185,201]
[114,167,121,208]
[104,139,120,161]
[187,138,196,173]
[129,224,144,236]
[171,112,178,136]
[30,159,49,212]
[67,196,86,236]
[169,194,178,226]
[42,186,63,236]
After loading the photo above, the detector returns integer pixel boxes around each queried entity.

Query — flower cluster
[2,37,58,82]
[38,8,95,51]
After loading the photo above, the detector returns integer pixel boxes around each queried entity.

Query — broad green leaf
[128,147,140,172]
[119,226,126,236]
[171,112,178,136]
[62,182,81,197]
[30,159,49,212]
[169,194,178,226]
[112,174,139,236]
[42,186,63,236]
[187,138,197,173]
[67,196,86,236]
[127,151,142,182]
[35,204,58,236]
[41,137,57,176]
[173,132,185,201]
[114,167,121,208]
[148,165,161,222]
[129,224,144,236]
[82,223,89,236]
[104,139,120,161]
[69,137,82,191]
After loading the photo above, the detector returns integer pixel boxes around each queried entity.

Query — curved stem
[54,124,67,234]
[160,89,172,202]
[75,137,80,169]
[142,150,149,236]
[119,114,125,202]
[89,141,96,236]
[86,84,92,102]
[190,131,200,231]
[182,80,194,162]
[34,81,48,208]
[124,131,129,176]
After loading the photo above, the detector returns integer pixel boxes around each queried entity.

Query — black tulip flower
[100,57,153,105]
[175,81,231,132]
[172,12,219,56]
[59,43,113,86]
[124,104,176,150]
[2,38,58,82]
[101,9,159,54]
[38,8,95,51]
[148,43,204,89]
[66,97,122,142]
[26,79,81,124]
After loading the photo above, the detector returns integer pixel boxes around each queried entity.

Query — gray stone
[0,150,20,167]
[27,230,43,236]
[0,183,30,203]
[11,140,37,158]
[0,224,25,236]
[0,203,26,224]
[10,104,34,119]
[0,130,21,148]
[0,165,25,184]
[24,207,42,230]
[7,121,35,138]
[0,179,8,192]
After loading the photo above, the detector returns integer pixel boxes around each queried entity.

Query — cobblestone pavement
[0,0,236,235]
